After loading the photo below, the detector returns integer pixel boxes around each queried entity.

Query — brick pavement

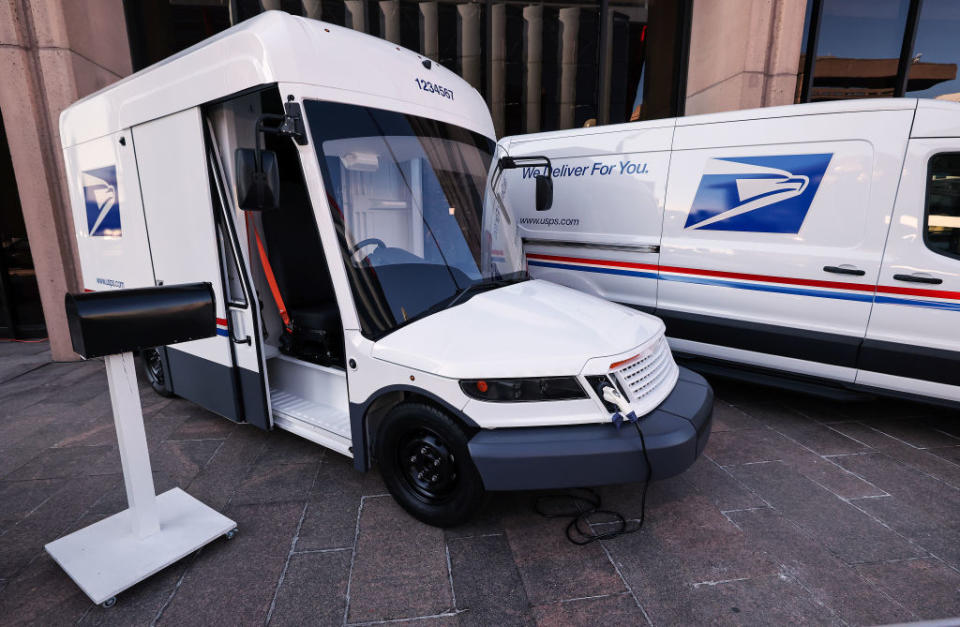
[1,341,958,625]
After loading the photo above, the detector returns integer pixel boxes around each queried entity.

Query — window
[807,0,911,101]
[926,153,960,260]
[215,223,247,308]
[799,0,960,103]
[207,152,247,308]
[906,0,960,99]
[305,100,525,339]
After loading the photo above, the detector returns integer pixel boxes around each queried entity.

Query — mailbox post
[45,283,237,608]
[106,352,161,539]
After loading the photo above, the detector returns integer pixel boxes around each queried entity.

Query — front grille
[612,336,676,406]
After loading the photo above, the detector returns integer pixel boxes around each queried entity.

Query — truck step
[269,388,351,439]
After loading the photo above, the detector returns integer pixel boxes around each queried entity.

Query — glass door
[0,108,44,339]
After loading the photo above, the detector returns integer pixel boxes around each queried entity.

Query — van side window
[215,223,247,307]
[208,162,247,308]
[926,153,960,260]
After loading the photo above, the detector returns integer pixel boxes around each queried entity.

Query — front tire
[376,402,485,527]
[141,348,175,398]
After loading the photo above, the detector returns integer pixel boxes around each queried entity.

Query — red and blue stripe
[216,317,229,337]
[526,252,960,312]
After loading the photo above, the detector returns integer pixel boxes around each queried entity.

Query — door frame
[203,117,273,429]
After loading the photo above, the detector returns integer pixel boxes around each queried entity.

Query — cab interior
[206,88,351,448]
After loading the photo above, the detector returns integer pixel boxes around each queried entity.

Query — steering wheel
[350,237,386,261]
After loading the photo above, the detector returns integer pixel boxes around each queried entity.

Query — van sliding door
[859,140,960,403]
[658,110,913,380]
[132,107,271,428]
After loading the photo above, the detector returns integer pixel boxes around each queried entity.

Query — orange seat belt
[245,213,292,331]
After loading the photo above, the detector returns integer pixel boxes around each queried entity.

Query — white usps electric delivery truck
[494,99,960,408]
[59,12,712,526]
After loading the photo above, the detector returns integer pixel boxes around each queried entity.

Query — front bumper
[467,367,713,491]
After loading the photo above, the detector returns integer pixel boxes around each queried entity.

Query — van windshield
[305,100,524,339]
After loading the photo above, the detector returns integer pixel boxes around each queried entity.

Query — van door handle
[893,273,943,285]
[228,309,251,344]
[823,265,865,276]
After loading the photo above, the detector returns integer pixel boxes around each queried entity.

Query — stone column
[420,1,438,60]
[685,0,806,115]
[522,4,542,133]
[380,0,400,44]
[488,3,505,137]
[557,7,579,129]
[303,0,322,20]
[597,5,612,125]
[344,0,367,32]
[0,0,132,360]
[457,3,483,92]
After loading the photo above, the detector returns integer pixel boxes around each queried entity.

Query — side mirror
[491,154,554,216]
[236,148,279,211]
[535,175,553,212]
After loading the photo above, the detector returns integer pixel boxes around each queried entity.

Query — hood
[371,279,664,378]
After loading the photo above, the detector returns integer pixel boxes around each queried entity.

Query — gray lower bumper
[467,367,713,491]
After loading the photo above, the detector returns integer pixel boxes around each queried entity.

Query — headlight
[459,377,587,402]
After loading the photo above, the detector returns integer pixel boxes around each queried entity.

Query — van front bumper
[467,367,713,491]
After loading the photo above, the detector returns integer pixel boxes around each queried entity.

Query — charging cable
[533,385,653,545]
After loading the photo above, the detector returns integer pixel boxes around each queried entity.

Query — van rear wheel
[376,402,485,527]
[141,348,175,397]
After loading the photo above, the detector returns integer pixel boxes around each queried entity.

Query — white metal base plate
[45,488,235,605]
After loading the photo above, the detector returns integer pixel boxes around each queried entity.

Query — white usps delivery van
[494,98,960,408]
[59,12,712,526]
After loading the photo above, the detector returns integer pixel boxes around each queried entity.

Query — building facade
[1,0,956,359]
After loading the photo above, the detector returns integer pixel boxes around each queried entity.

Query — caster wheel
[101,597,117,609]
[225,528,238,540]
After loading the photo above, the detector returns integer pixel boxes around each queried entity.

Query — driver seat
[280,303,343,364]
[288,304,340,344]
[261,181,344,366]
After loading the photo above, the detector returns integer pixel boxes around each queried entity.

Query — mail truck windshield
[306,100,523,339]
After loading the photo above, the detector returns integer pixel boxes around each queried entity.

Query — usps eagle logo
[82,166,121,237]
[684,154,832,233]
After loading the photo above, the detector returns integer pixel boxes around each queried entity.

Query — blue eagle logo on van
[82,165,121,237]
[684,154,832,233]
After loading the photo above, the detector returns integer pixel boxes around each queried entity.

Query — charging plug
[601,385,632,415]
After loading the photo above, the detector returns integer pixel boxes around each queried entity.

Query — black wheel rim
[396,427,459,504]
[144,349,165,387]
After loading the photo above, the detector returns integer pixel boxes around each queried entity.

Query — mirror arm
[496,155,553,178]
[489,154,555,220]
[253,102,308,152]
[253,114,285,172]
[490,154,554,196]
[251,106,307,208]
[252,115,281,209]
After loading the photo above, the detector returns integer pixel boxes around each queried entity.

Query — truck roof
[59,11,493,148]
[501,98,960,150]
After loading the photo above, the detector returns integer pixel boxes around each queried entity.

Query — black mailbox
[65,283,217,359]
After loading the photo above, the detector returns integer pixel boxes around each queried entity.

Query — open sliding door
[132,107,271,428]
